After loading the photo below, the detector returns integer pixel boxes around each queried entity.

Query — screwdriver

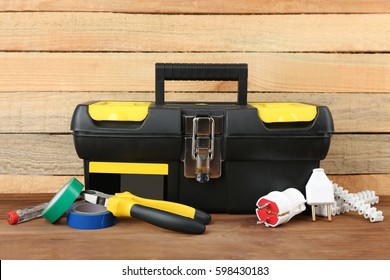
[6,202,49,225]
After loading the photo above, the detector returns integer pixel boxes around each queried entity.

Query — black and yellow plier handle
[80,190,211,234]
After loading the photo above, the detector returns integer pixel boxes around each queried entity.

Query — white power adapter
[305,168,335,221]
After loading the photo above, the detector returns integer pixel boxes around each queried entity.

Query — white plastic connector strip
[320,182,384,223]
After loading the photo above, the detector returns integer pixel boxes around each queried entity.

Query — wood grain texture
[0,1,388,192]
[0,134,389,175]
[1,13,390,52]
[0,134,81,175]
[0,175,83,193]
[325,135,390,175]
[1,174,389,195]
[0,194,389,259]
[328,174,390,195]
[1,53,390,92]
[1,0,389,14]
[1,92,389,133]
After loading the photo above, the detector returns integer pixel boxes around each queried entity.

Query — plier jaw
[80,190,112,207]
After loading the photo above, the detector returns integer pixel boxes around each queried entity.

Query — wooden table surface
[0,194,389,260]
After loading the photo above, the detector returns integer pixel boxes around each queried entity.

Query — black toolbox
[71,63,334,213]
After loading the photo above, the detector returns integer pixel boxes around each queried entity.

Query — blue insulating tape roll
[67,202,118,230]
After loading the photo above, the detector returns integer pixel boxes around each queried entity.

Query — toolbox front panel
[176,162,227,213]
[225,160,319,213]
[171,160,319,213]
[224,136,331,161]
[84,159,319,214]
[73,135,182,161]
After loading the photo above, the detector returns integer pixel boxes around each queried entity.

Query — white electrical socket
[256,188,306,227]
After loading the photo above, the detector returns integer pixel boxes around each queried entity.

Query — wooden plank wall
[0,0,389,194]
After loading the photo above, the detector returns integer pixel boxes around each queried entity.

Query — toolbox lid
[250,102,317,123]
[88,101,151,122]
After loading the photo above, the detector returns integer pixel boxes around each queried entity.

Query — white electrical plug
[305,168,335,221]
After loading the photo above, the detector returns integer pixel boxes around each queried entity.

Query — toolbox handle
[155,63,248,105]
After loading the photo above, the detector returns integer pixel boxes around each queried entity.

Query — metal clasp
[183,116,222,183]
[192,117,214,183]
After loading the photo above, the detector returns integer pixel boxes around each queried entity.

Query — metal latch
[183,116,222,183]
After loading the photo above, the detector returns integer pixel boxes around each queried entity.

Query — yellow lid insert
[250,102,317,123]
[88,101,151,122]
[89,161,168,175]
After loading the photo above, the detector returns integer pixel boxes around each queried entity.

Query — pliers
[80,190,211,234]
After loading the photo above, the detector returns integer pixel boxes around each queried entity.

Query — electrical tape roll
[67,202,118,230]
[42,178,84,223]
